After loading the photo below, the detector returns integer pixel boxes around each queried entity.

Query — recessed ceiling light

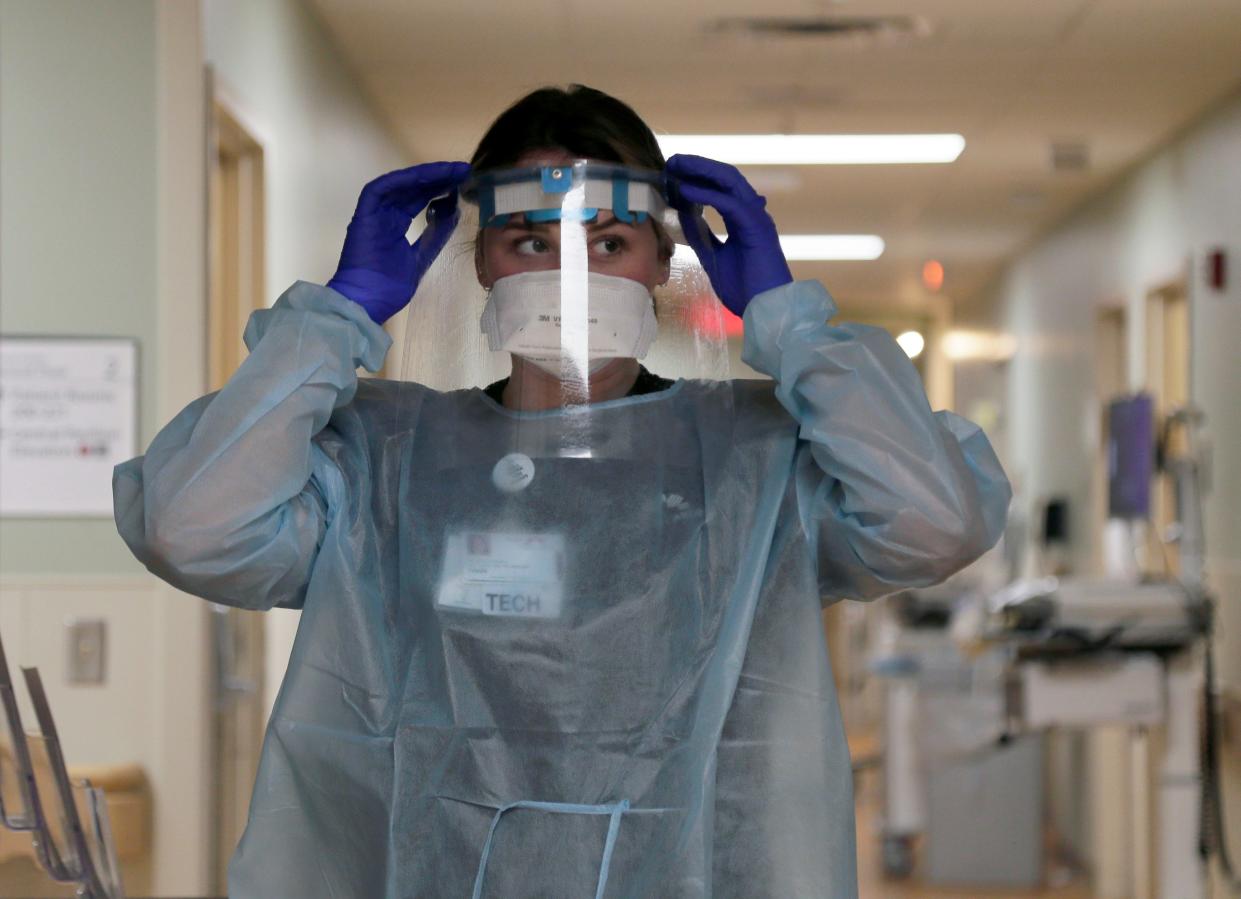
[1050,140,1090,172]
[659,134,965,165]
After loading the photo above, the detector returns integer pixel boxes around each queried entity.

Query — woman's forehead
[513,148,579,168]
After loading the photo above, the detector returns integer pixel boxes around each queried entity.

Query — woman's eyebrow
[587,215,633,231]
[501,218,553,232]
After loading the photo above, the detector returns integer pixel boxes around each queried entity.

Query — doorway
[207,95,268,893]
[1144,279,1190,577]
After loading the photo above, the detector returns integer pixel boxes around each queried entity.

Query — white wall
[204,0,409,296]
[969,84,1241,895]
[976,84,1241,682]
[201,0,409,715]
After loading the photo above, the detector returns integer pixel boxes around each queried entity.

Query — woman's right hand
[327,161,471,325]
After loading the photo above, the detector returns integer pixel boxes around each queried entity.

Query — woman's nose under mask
[480,270,659,377]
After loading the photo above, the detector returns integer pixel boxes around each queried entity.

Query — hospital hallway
[3,0,1241,897]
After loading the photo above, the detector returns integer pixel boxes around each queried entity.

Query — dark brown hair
[470,85,673,262]
[470,84,665,173]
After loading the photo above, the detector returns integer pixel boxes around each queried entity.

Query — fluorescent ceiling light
[675,234,884,263]
[942,330,1018,362]
[780,234,885,260]
[658,134,965,165]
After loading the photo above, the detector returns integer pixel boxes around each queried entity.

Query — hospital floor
[850,731,1097,899]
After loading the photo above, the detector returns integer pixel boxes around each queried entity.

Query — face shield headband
[397,160,731,396]
[460,162,672,232]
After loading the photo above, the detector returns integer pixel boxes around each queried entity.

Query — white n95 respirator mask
[480,270,659,376]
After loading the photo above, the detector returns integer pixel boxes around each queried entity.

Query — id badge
[437,531,565,619]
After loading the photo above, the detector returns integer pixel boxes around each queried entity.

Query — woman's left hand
[665,154,792,317]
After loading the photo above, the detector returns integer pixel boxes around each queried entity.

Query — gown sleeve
[112,282,391,610]
[740,280,1011,601]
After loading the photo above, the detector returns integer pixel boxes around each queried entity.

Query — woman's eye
[593,236,625,256]
[514,236,551,255]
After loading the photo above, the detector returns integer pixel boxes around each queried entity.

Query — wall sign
[0,337,138,517]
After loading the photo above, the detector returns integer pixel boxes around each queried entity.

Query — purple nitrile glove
[327,161,472,325]
[664,154,793,317]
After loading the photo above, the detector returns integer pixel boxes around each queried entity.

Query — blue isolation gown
[115,279,1009,898]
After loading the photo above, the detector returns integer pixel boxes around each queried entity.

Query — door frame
[205,81,270,894]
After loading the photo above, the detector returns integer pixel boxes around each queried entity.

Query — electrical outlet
[66,619,106,685]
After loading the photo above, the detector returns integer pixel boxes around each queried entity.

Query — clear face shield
[471,162,666,394]
[397,159,731,408]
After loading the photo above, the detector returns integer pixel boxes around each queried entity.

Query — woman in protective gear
[115,85,1009,898]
